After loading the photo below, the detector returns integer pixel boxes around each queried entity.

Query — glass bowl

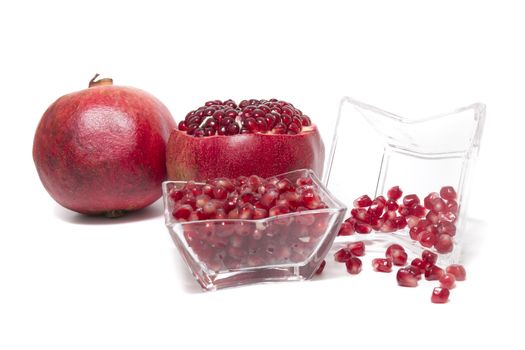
[163,169,347,291]
[325,97,486,265]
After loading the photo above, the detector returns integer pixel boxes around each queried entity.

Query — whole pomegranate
[33,75,176,217]
[166,99,324,181]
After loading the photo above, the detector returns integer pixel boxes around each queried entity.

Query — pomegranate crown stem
[89,73,113,88]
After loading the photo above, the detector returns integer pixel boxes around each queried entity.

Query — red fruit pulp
[166,99,325,181]
[33,75,175,216]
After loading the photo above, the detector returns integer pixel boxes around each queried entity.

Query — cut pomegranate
[372,258,392,273]
[397,268,418,287]
[446,264,466,281]
[385,244,408,266]
[387,186,403,201]
[347,241,365,256]
[431,287,450,304]
[440,186,457,201]
[334,248,353,263]
[439,273,456,289]
[425,265,445,281]
[315,260,326,275]
[346,257,363,275]
[353,194,373,208]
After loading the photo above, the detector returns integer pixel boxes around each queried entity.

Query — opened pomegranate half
[166,99,325,181]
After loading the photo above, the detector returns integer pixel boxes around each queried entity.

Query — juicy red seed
[315,260,326,275]
[422,250,438,265]
[403,194,420,207]
[227,123,240,135]
[347,241,365,256]
[172,205,193,220]
[368,198,386,218]
[334,248,353,263]
[397,268,418,287]
[386,199,399,211]
[380,219,397,233]
[393,216,407,230]
[406,265,423,277]
[430,198,447,213]
[353,194,373,208]
[269,205,291,216]
[437,221,456,236]
[296,176,313,186]
[212,186,228,200]
[354,222,372,234]
[170,189,184,201]
[446,200,459,215]
[425,265,445,281]
[426,210,440,224]
[372,258,392,272]
[385,244,407,266]
[409,204,426,218]
[338,221,355,236]
[439,273,456,289]
[406,215,420,228]
[398,205,411,217]
[434,234,454,254]
[178,121,188,131]
[431,287,450,304]
[411,258,429,272]
[424,192,439,210]
[253,208,268,219]
[440,186,457,201]
[346,257,363,275]
[419,230,436,248]
[446,264,466,281]
[351,208,371,223]
[387,186,403,201]
[276,178,293,193]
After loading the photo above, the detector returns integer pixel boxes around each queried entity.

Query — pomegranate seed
[338,221,355,236]
[403,194,420,207]
[406,215,420,228]
[393,216,407,230]
[409,204,426,218]
[170,189,184,201]
[397,205,411,217]
[269,205,291,217]
[426,210,440,224]
[172,205,192,220]
[446,200,459,215]
[372,258,392,272]
[354,222,372,234]
[437,221,456,236]
[370,216,385,231]
[430,197,447,213]
[424,192,439,210]
[439,273,456,289]
[253,208,268,219]
[368,197,386,218]
[386,244,408,266]
[431,287,450,304]
[446,264,466,281]
[380,219,397,233]
[422,250,438,265]
[387,186,403,201]
[315,260,326,275]
[386,199,399,211]
[276,178,293,193]
[381,210,397,221]
[334,248,352,263]
[347,241,365,256]
[406,265,423,278]
[353,194,373,208]
[434,234,453,254]
[351,208,371,223]
[397,268,418,287]
[411,258,428,273]
[440,186,457,201]
[346,257,363,274]
[425,265,445,281]
[419,230,437,248]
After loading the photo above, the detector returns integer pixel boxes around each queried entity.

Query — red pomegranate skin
[33,84,176,216]
[166,127,325,181]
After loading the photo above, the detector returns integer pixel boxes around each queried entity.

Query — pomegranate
[33,75,175,216]
[166,99,324,181]
[431,287,450,304]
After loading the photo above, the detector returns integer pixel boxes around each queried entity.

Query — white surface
[0,1,522,349]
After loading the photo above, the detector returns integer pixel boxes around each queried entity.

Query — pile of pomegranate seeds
[332,241,366,275]
[338,185,459,254]
[178,99,313,137]
[169,174,331,272]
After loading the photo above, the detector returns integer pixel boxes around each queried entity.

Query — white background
[0,1,523,349]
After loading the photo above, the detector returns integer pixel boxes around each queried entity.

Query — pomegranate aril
[269,205,291,217]
[272,123,287,134]
[398,205,411,217]
[380,219,397,233]
[338,221,355,236]
[393,216,407,230]
[406,265,423,278]
[446,264,466,281]
[397,268,418,287]
[409,204,426,218]
[440,186,457,201]
[334,248,353,263]
[347,241,365,256]
[372,258,392,273]
[446,200,459,215]
[403,194,420,207]
[434,234,453,254]
[387,186,403,201]
[426,210,440,224]
[406,215,420,228]
[422,250,438,265]
[430,197,447,213]
[368,197,386,218]
[386,244,408,266]
[419,230,436,248]
[437,221,456,236]
[351,208,371,223]
[353,194,373,208]
[315,260,326,275]
[172,205,192,220]
[354,222,372,234]
[425,265,445,281]
[431,287,450,304]
[439,273,456,289]
[345,257,362,275]
[386,199,399,211]
[411,258,429,273]
[178,121,188,131]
